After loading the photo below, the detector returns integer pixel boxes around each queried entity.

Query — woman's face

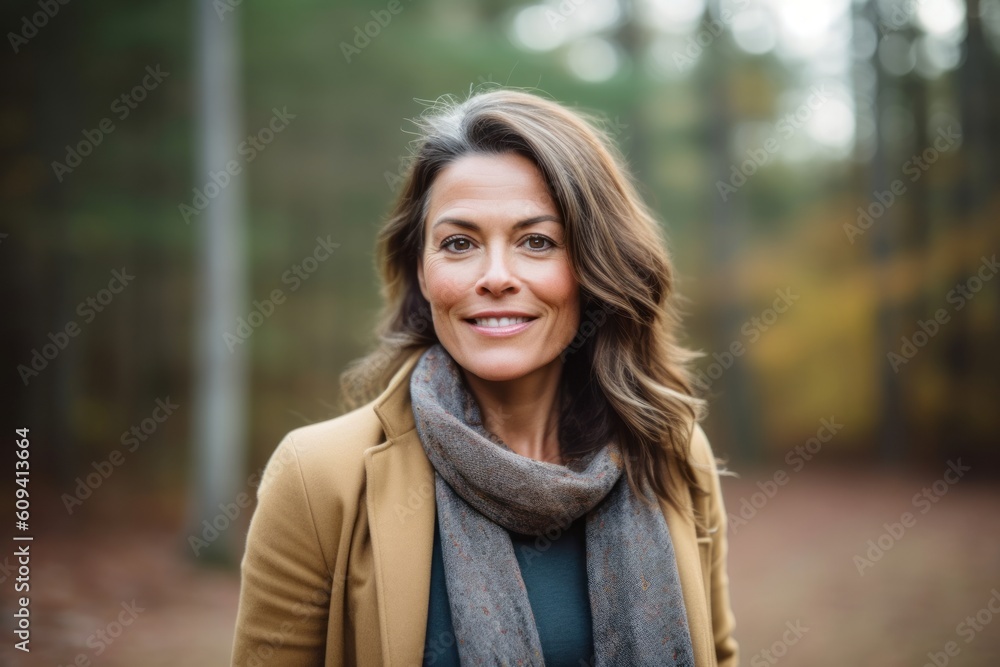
[417,152,580,383]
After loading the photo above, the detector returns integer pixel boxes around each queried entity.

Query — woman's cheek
[425,268,470,311]
[538,266,580,345]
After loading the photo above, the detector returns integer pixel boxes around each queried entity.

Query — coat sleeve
[231,433,333,666]
[693,425,739,667]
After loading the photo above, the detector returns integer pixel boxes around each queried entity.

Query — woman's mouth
[465,316,537,336]
[469,316,533,327]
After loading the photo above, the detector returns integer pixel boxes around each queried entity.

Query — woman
[231,88,738,667]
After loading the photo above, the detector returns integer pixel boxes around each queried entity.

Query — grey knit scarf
[409,343,695,666]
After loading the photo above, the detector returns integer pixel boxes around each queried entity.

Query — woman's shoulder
[282,399,387,463]
[260,400,387,499]
[261,348,426,490]
[252,401,389,524]
[686,423,715,467]
[678,422,728,497]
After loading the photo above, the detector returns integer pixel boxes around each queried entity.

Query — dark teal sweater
[422,510,595,666]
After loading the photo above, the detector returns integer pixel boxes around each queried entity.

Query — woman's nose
[475,247,519,296]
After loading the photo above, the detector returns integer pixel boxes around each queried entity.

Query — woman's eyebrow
[431,214,562,231]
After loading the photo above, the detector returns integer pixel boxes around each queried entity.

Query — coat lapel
[366,347,436,666]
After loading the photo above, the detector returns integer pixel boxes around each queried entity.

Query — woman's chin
[450,346,556,384]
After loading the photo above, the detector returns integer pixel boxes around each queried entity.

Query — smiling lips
[465,314,537,335]
[469,316,533,327]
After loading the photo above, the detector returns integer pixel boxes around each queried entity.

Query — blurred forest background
[2,0,999,665]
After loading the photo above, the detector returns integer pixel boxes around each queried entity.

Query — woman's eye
[524,235,553,251]
[442,236,472,252]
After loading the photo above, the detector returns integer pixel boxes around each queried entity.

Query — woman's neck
[461,359,565,465]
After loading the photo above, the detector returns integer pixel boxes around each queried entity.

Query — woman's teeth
[472,317,531,327]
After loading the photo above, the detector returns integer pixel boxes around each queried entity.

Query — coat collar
[371,345,428,439]
[361,344,713,666]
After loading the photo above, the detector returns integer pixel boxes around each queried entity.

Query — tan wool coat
[231,346,739,666]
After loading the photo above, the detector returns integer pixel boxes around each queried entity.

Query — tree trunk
[188,0,248,564]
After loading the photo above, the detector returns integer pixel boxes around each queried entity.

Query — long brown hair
[340,87,709,512]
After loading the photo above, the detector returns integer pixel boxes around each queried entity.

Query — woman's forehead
[426,154,558,224]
